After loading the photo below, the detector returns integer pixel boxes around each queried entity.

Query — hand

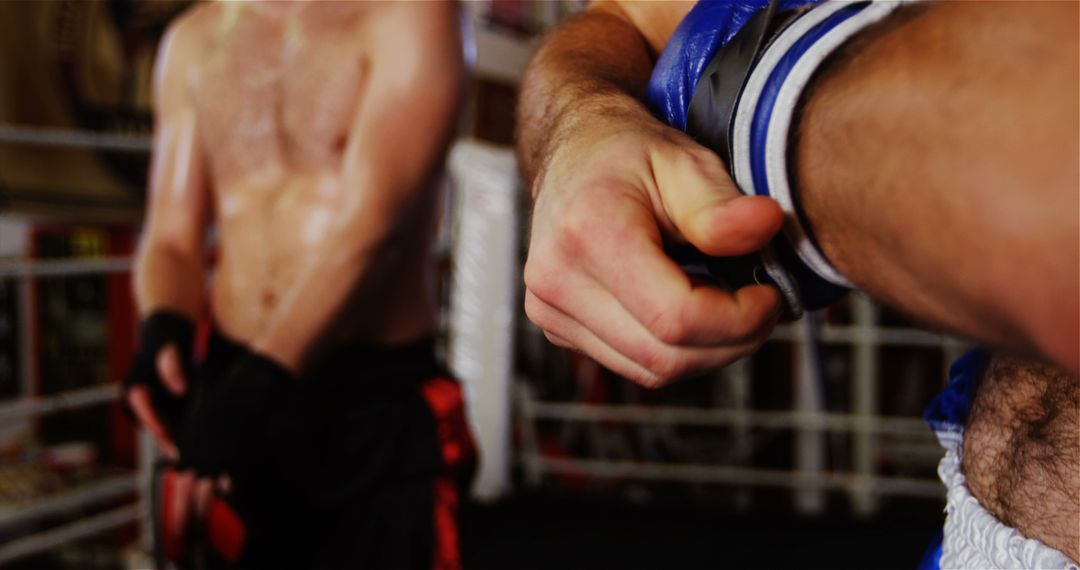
[126,344,187,460]
[158,467,240,565]
[123,311,196,460]
[159,469,214,552]
[524,105,784,387]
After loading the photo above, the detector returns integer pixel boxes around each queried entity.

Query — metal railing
[514,294,958,514]
[0,125,151,154]
[0,253,139,565]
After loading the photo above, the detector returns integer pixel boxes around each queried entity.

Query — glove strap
[686,0,789,170]
[732,1,904,289]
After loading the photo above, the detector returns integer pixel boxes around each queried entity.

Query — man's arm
[795,1,1079,373]
[518,0,1075,384]
[136,18,210,324]
[129,14,212,455]
[518,2,691,181]
[250,2,464,372]
[519,2,786,386]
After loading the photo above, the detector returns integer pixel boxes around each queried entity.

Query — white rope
[0,125,151,153]
[0,384,121,425]
[530,457,944,498]
[0,504,141,565]
[0,256,133,278]
[525,402,932,438]
[0,474,136,531]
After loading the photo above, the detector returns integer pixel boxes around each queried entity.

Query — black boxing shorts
[194,327,477,570]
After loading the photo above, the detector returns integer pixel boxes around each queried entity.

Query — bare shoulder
[165,4,219,53]
[372,1,460,49]
[155,4,217,78]
[369,1,463,88]
[379,0,458,23]
[152,4,220,109]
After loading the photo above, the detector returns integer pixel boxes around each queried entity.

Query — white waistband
[936,431,1077,570]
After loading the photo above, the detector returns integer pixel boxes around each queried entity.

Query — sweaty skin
[517,0,1078,562]
[136,1,462,368]
[132,0,463,524]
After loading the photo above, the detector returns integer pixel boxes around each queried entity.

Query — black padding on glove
[123,310,195,435]
[686,0,787,169]
[178,351,296,478]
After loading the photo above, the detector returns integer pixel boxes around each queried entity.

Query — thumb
[156,344,189,397]
[652,145,784,257]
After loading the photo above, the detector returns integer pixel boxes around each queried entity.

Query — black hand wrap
[123,311,195,435]
[178,351,296,478]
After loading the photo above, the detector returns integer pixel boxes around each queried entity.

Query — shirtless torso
[129,4,468,563]
[193,2,437,345]
[137,1,464,369]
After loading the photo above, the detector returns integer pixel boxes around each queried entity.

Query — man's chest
[190,16,369,182]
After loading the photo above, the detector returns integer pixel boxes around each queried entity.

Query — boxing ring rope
[0,384,120,426]
[0,257,133,279]
[525,402,933,437]
[0,253,140,564]
[851,296,881,514]
[531,458,945,498]
[0,125,152,154]
[0,505,141,566]
[0,474,136,532]
[0,380,136,564]
[514,293,959,508]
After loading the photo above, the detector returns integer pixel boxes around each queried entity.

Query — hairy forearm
[796,2,1079,370]
[517,7,656,187]
[134,243,204,320]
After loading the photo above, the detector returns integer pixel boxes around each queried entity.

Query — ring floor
[462,491,941,570]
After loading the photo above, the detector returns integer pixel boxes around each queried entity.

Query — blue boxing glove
[647,0,903,317]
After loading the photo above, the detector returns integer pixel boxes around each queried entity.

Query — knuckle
[645,304,693,345]
[523,263,562,307]
[679,143,724,174]
[634,344,665,374]
[626,367,665,390]
[522,259,543,292]
[634,344,685,383]
[542,331,570,349]
[655,357,690,383]
[523,294,557,335]
[554,205,594,260]
[522,293,543,323]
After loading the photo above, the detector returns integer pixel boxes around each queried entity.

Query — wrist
[537,100,667,198]
[645,1,904,315]
[124,310,196,433]
[531,88,657,200]
[142,310,195,339]
[132,310,195,382]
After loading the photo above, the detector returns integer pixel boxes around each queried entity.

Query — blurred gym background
[0,1,954,568]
